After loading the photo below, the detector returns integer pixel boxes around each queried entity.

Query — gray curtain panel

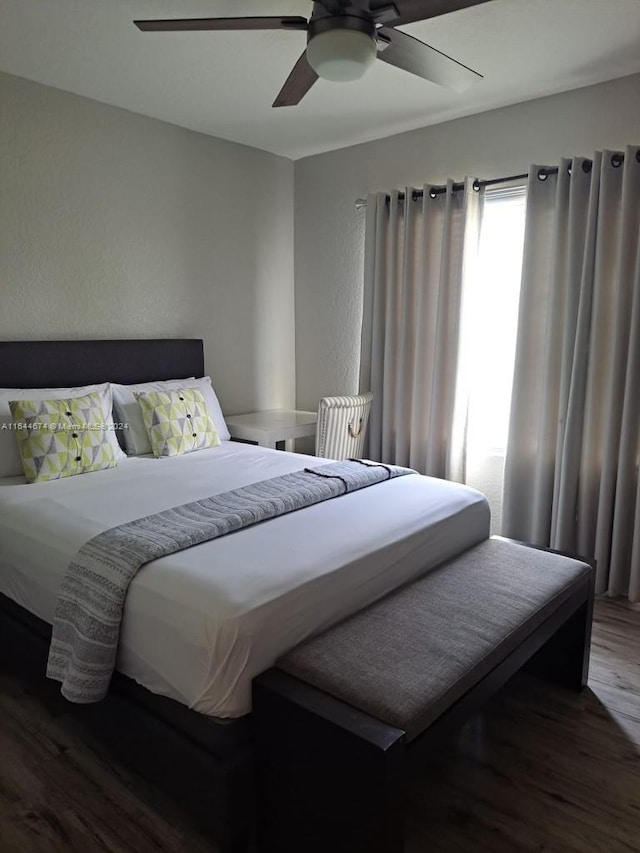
[360,179,484,478]
[502,146,640,602]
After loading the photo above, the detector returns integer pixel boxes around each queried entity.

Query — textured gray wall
[294,73,640,412]
[0,72,295,416]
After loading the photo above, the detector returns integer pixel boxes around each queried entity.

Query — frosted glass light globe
[306,28,377,82]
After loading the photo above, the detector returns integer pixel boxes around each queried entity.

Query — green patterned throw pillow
[9,391,117,483]
[134,388,220,457]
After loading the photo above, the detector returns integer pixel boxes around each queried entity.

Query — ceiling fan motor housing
[306,15,378,81]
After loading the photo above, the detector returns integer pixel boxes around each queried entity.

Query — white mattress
[0,443,490,718]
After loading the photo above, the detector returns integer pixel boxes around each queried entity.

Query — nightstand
[225,409,317,451]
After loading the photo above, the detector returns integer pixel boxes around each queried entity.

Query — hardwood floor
[405,599,640,852]
[1,599,639,853]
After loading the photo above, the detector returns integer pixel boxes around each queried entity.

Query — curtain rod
[353,154,632,210]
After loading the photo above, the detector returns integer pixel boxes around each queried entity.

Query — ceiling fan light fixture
[306,28,377,82]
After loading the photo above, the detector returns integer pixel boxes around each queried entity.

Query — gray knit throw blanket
[46,459,413,703]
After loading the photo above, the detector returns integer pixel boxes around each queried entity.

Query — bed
[0,338,490,852]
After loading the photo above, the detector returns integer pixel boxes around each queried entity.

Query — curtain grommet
[611,153,624,168]
[537,168,548,182]
[582,160,593,174]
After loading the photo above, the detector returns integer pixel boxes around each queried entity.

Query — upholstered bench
[253,537,594,853]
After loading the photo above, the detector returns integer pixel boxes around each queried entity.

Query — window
[458,185,527,533]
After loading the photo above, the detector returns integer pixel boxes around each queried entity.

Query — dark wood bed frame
[0,339,254,853]
[0,339,595,853]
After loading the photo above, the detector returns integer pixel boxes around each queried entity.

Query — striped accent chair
[315,392,374,460]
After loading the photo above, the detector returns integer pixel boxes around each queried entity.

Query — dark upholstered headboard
[0,339,205,388]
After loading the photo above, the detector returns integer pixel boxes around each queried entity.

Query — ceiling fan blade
[273,51,319,107]
[377,26,482,91]
[371,0,492,27]
[134,16,308,32]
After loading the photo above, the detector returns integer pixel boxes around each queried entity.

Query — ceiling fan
[134,0,489,107]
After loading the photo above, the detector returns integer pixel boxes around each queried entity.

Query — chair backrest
[315,392,374,460]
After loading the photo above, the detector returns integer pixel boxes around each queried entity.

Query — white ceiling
[1,0,640,160]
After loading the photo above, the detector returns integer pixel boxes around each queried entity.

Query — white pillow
[112,376,230,456]
[0,382,126,478]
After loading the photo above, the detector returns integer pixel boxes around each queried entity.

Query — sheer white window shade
[453,185,527,534]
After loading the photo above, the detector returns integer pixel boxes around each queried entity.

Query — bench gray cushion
[277,538,591,742]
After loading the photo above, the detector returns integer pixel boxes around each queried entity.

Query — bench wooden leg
[253,674,406,853]
[523,575,595,691]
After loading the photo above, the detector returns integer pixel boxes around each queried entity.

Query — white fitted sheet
[0,443,490,718]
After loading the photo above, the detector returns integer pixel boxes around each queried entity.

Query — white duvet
[0,443,489,717]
